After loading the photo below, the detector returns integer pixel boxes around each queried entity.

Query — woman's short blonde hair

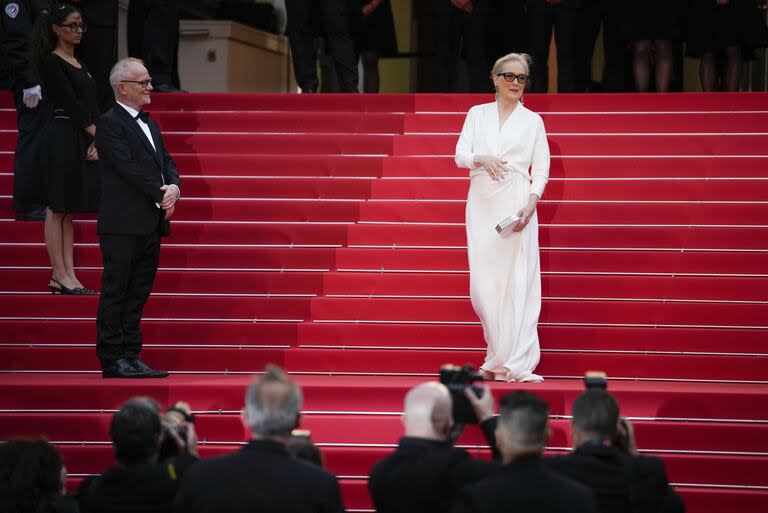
[491,52,533,77]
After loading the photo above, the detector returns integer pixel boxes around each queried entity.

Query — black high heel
[49,278,79,295]
[75,286,99,295]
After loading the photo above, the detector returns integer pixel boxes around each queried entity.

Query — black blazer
[546,444,685,513]
[369,420,500,513]
[454,456,599,513]
[173,440,344,513]
[95,104,180,236]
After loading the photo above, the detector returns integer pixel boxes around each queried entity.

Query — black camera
[439,364,484,424]
[583,371,608,390]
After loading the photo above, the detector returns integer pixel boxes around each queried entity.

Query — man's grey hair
[109,57,146,92]
[244,365,302,437]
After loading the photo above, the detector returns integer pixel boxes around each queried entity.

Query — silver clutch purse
[495,215,521,238]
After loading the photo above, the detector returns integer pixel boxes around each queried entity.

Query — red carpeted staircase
[1,91,767,512]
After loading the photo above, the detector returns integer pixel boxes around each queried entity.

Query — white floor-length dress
[455,100,550,382]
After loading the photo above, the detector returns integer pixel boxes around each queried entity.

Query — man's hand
[160,184,179,209]
[22,85,42,109]
[473,155,507,182]
[465,384,494,423]
[164,204,175,220]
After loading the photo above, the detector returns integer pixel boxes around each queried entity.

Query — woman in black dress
[30,4,102,294]
[687,0,768,91]
[358,0,398,93]
[620,0,686,92]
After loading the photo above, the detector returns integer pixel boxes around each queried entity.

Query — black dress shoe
[129,357,169,378]
[102,357,150,378]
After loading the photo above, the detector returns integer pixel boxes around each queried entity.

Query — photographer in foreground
[368,376,499,513]
[78,397,198,513]
[546,389,684,513]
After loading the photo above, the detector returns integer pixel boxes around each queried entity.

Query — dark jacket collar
[397,436,453,449]
[501,453,544,472]
[112,102,163,168]
[242,438,289,455]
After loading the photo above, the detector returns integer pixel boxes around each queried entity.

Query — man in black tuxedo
[173,365,344,513]
[454,391,598,513]
[94,57,180,378]
[546,390,685,513]
[369,381,499,513]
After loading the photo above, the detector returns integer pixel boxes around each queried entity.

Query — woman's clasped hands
[473,154,507,181]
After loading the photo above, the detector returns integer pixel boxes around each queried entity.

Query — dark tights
[631,39,673,92]
[361,51,380,93]
[700,46,742,92]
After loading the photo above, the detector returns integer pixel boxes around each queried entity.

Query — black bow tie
[134,111,150,123]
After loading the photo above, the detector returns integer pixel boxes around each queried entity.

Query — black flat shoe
[75,286,99,295]
[49,278,79,295]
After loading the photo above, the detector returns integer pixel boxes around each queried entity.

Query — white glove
[22,85,42,109]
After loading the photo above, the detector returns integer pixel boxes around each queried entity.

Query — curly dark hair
[0,438,64,513]
[28,3,82,83]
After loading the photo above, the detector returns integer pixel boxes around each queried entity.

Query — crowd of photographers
[1,365,684,513]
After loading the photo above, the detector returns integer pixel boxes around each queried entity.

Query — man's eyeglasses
[496,72,529,84]
[121,79,153,89]
[57,22,87,33]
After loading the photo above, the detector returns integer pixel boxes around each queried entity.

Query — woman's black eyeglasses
[121,79,153,89]
[57,22,87,33]
[496,72,528,84]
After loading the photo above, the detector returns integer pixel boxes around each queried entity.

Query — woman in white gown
[455,53,550,382]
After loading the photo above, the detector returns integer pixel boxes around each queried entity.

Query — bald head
[403,382,453,440]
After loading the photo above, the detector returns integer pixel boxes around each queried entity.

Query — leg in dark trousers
[76,0,118,106]
[602,0,629,92]
[431,0,462,92]
[285,0,319,92]
[553,5,580,93]
[97,232,160,365]
[320,0,358,92]
[577,0,602,92]
[128,0,179,89]
[527,0,554,93]
[142,0,180,89]
[12,89,50,218]
[463,0,494,93]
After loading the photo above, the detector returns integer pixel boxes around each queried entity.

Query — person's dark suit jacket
[453,455,598,513]
[78,455,197,513]
[369,419,500,513]
[173,440,344,513]
[95,103,179,236]
[546,443,685,513]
